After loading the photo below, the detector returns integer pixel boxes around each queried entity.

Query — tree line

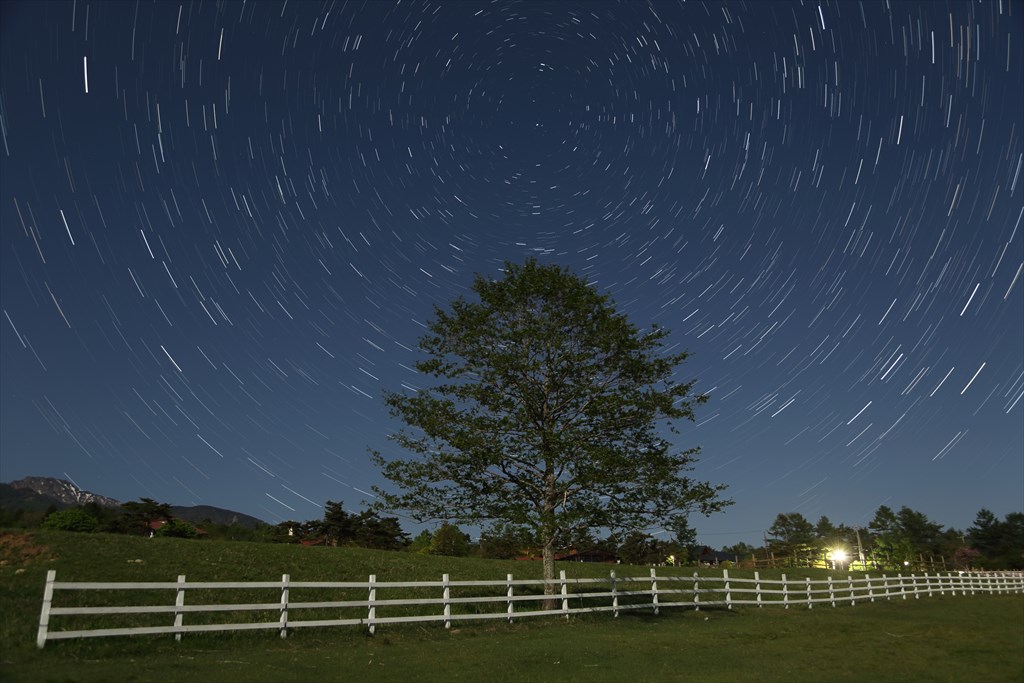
[7,495,1021,570]
[722,505,1023,571]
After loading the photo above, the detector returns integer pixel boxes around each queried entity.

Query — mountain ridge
[2,476,266,528]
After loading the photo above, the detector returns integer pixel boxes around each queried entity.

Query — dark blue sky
[1,0,1021,546]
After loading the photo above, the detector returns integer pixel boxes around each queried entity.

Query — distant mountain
[8,477,121,508]
[0,482,63,513]
[168,505,265,529]
[2,477,266,528]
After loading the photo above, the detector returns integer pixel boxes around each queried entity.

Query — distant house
[515,548,618,563]
[696,546,735,566]
[556,548,618,563]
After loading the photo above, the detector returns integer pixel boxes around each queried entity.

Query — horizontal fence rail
[36,569,1024,647]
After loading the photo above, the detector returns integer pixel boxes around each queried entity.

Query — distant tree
[872,534,917,570]
[767,513,816,564]
[814,516,837,538]
[968,509,1024,569]
[669,516,699,560]
[372,259,730,602]
[154,519,199,539]
[953,545,981,570]
[1003,512,1024,570]
[81,502,119,531]
[721,541,758,558]
[320,501,357,546]
[895,506,944,556]
[119,498,172,535]
[618,530,660,565]
[864,505,946,568]
[409,529,433,555]
[428,523,472,557]
[350,510,410,550]
[868,505,899,537]
[967,509,1002,562]
[41,507,99,533]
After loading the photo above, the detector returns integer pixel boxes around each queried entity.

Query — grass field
[1,530,1021,683]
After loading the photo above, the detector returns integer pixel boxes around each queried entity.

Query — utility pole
[852,526,866,568]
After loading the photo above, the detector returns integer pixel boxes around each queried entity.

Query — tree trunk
[541,538,559,611]
[541,455,559,610]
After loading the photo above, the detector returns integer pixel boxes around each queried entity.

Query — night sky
[1,0,1021,546]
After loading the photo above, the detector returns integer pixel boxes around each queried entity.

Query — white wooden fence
[36,568,1024,648]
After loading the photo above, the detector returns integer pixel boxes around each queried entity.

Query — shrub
[154,519,199,538]
[41,508,100,533]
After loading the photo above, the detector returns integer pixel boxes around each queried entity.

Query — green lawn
[1,530,1021,683]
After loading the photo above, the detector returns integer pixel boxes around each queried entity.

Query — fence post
[610,570,619,617]
[279,574,289,639]
[693,572,700,611]
[781,573,789,609]
[898,573,907,600]
[36,570,56,649]
[723,569,732,610]
[650,568,659,615]
[560,570,569,619]
[367,574,376,635]
[866,574,875,602]
[443,574,451,629]
[805,577,813,609]
[912,574,920,599]
[754,571,762,608]
[882,574,890,600]
[847,575,855,606]
[828,576,835,608]
[506,573,514,623]
[174,574,186,642]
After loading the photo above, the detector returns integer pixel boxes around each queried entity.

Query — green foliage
[154,519,199,538]
[617,530,662,565]
[372,259,729,582]
[409,529,433,555]
[118,498,172,535]
[40,507,100,533]
[272,502,410,550]
[320,501,355,545]
[476,523,536,559]
[865,505,947,569]
[968,509,1024,569]
[428,523,472,557]
[767,513,817,563]
[721,541,757,557]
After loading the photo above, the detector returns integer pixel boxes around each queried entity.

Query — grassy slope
[1,530,1021,683]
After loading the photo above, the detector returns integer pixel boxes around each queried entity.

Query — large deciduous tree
[371,259,730,598]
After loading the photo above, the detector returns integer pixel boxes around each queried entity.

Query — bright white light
[830,549,848,564]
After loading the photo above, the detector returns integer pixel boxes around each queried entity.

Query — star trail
[1,0,1021,543]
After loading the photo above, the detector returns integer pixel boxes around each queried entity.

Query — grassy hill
[1,529,1021,683]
